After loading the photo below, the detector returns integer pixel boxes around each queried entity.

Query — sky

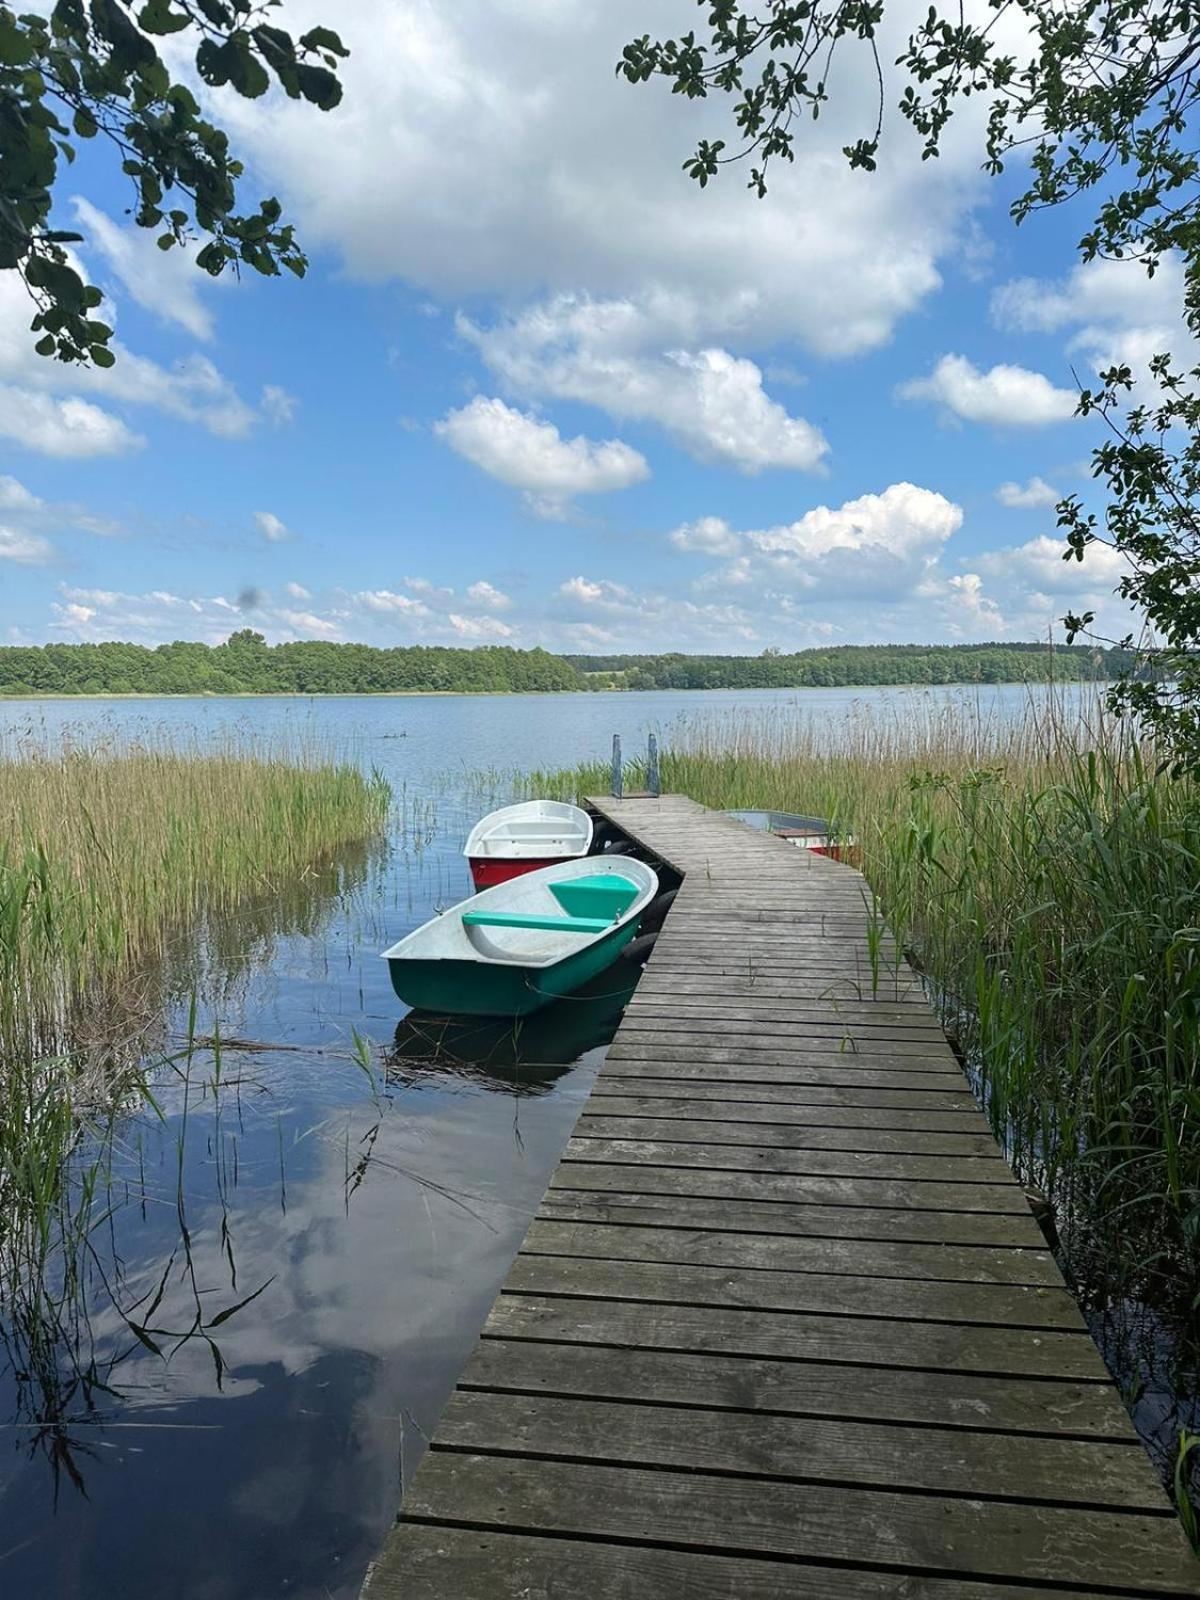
[0,0,1175,654]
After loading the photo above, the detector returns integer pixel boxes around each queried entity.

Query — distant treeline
[0,633,1137,696]
[0,632,579,695]
[565,642,1137,690]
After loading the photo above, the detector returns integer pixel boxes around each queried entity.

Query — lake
[0,684,1114,1600]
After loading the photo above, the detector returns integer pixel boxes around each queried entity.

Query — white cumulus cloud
[0,269,282,454]
[466,580,512,611]
[255,511,290,542]
[991,256,1183,338]
[72,198,216,341]
[0,476,45,513]
[899,355,1078,428]
[671,516,742,556]
[975,534,1127,593]
[0,525,54,565]
[216,1,995,362]
[354,589,432,617]
[745,483,963,561]
[992,255,1193,383]
[0,387,144,457]
[996,476,1062,509]
[946,572,1006,633]
[461,301,828,472]
[448,612,515,639]
[279,609,340,637]
[664,484,969,631]
[434,396,648,517]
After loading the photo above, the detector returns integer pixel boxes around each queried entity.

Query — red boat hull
[468,854,575,891]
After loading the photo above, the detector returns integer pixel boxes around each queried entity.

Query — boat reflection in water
[383,960,642,1096]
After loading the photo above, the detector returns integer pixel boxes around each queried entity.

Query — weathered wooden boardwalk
[364,795,1199,1598]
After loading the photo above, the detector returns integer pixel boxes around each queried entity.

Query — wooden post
[611,734,623,798]
[647,733,660,797]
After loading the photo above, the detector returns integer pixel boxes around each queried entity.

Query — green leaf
[0,19,35,66]
[138,0,191,34]
[34,333,56,356]
[166,81,199,116]
[208,1274,276,1327]
[90,343,115,367]
[294,62,341,110]
[124,1320,164,1357]
[196,36,234,88]
[299,25,348,58]
[228,41,269,99]
[89,0,157,69]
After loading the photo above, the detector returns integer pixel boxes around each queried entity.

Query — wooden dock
[364,795,1199,1598]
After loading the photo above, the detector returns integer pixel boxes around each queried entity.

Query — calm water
[0,684,1121,1599]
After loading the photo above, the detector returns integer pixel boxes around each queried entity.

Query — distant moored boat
[464,799,593,890]
[725,808,857,862]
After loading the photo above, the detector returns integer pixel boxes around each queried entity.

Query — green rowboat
[381,855,658,1017]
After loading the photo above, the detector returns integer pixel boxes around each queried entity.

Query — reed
[531,692,1200,1277]
[0,736,388,1064]
[0,736,389,1312]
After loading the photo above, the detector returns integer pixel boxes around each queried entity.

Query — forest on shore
[0,632,1136,696]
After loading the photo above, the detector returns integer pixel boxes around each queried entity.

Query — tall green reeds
[0,736,389,1349]
[0,738,389,1069]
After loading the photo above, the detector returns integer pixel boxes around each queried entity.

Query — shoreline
[0,680,1113,702]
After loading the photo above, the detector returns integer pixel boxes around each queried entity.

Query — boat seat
[550,875,638,919]
[462,911,610,935]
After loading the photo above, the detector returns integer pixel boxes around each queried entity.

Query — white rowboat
[464,799,593,889]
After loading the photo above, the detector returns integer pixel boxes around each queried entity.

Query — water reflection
[384,963,641,1095]
[0,800,621,1600]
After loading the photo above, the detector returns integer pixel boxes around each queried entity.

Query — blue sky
[0,0,1174,652]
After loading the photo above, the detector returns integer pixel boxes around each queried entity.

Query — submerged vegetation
[533,697,1200,1483]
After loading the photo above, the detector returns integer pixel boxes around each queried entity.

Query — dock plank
[563,1134,1023,1183]
[483,1292,1110,1380]
[434,1388,1162,1508]
[464,1333,1129,1436]
[519,1216,1060,1286]
[547,1159,1039,1215]
[582,1092,993,1131]
[401,1454,1197,1595]
[364,1525,1123,1600]
[362,794,1196,1598]
[538,1187,1047,1246]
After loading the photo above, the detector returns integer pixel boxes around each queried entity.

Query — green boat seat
[549,875,638,920]
[462,910,611,935]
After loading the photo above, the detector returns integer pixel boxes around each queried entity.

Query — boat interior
[462,873,640,938]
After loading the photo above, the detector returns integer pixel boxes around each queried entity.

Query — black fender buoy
[621,930,660,963]
[639,887,678,931]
